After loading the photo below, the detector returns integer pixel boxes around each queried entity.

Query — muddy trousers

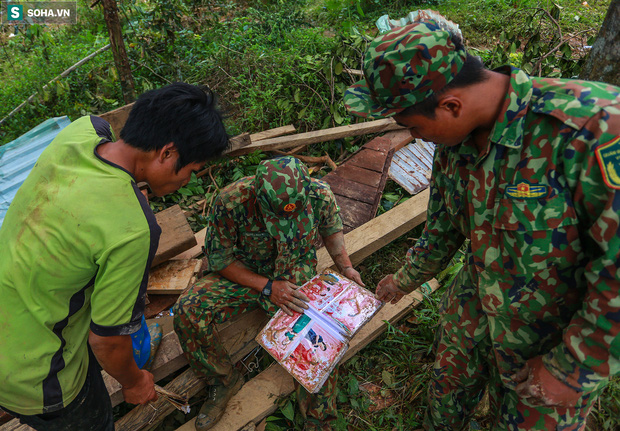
[173,273,339,425]
[424,324,602,431]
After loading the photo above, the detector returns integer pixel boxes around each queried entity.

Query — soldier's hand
[122,369,157,405]
[511,356,582,407]
[271,280,310,316]
[376,274,407,304]
[342,266,365,286]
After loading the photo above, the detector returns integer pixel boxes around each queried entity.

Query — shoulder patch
[596,137,620,190]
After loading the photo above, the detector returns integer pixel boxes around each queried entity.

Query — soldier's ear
[437,95,463,118]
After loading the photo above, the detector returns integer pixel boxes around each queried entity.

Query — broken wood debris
[225,118,404,156]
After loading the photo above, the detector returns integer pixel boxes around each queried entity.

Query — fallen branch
[0,44,111,127]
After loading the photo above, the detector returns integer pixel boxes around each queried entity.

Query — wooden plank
[99,102,134,139]
[113,309,269,431]
[153,205,197,267]
[346,148,389,172]
[332,194,374,230]
[102,308,269,409]
[229,133,251,150]
[174,281,437,431]
[317,189,430,272]
[250,125,296,142]
[358,136,392,154]
[322,175,376,205]
[171,228,206,261]
[176,364,294,431]
[225,119,403,157]
[115,368,206,431]
[332,164,383,188]
[384,129,414,152]
[147,259,201,295]
[145,294,178,319]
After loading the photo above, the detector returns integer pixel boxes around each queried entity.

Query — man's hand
[122,369,158,405]
[271,280,310,316]
[376,274,407,304]
[342,266,365,286]
[511,356,582,407]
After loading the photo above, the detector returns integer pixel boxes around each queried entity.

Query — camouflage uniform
[344,18,620,431]
[173,157,343,427]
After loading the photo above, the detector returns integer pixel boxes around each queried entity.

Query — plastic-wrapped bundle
[376,9,462,43]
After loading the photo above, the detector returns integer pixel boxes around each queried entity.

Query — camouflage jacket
[204,176,343,284]
[393,66,620,393]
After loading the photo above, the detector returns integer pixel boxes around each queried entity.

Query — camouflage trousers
[173,272,338,425]
[424,322,601,431]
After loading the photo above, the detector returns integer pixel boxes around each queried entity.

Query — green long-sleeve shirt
[394,67,620,393]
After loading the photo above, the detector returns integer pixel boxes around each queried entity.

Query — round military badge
[284,203,296,212]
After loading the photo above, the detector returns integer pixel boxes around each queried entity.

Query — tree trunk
[579,0,620,86]
[102,0,136,103]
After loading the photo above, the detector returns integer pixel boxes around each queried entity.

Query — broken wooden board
[171,227,207,261]
[115,368,205,431]
[147,259,202,295]
[321,130,413,233]
[153,205,197,267]
[102,308,269,409]
[225,119,403,157]
[99,102,133,139]
[175,279,439,431]
[317,188,429,273]
[389,139,435,195]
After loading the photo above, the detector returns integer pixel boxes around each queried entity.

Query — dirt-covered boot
[195,369,244,431]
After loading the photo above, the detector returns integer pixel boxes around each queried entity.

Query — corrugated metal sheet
[388,139,436,195]
[0,116,71,227]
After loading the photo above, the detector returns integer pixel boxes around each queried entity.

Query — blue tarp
[0,116,72,227]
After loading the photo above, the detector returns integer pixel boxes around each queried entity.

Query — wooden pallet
[322,129,412,233]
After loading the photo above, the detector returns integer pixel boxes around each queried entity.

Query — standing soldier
[344,18,620,430]
[173,156,362,431]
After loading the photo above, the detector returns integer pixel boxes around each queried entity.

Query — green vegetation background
[1,0,617,429]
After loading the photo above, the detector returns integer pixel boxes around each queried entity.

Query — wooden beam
[175,280,438,431]
[229,133,252,150]
[317,188,429,272]
[147,259,202,295]
[99,102,133,139]
[250,125,296,142]
[115,368,206,431]
[225,119,404,157]
[171,228,206,261]
[152,205,197,267]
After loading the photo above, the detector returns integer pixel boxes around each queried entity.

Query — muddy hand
[271,280,310,316]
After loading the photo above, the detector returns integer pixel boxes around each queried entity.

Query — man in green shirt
[0,82,229,430]
[345,18,620,430]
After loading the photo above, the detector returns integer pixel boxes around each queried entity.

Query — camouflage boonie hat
[344,19,467,119]
[254,156,314,243]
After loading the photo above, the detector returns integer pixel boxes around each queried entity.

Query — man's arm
[322,230,364,286]
[218,261,309,316]
[88,331,157,405]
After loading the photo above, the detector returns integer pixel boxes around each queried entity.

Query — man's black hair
[400,37,488,119]
[120,82,230,171]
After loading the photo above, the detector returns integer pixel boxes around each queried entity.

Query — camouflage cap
[254,156,314,243]
[344,19,467,119]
